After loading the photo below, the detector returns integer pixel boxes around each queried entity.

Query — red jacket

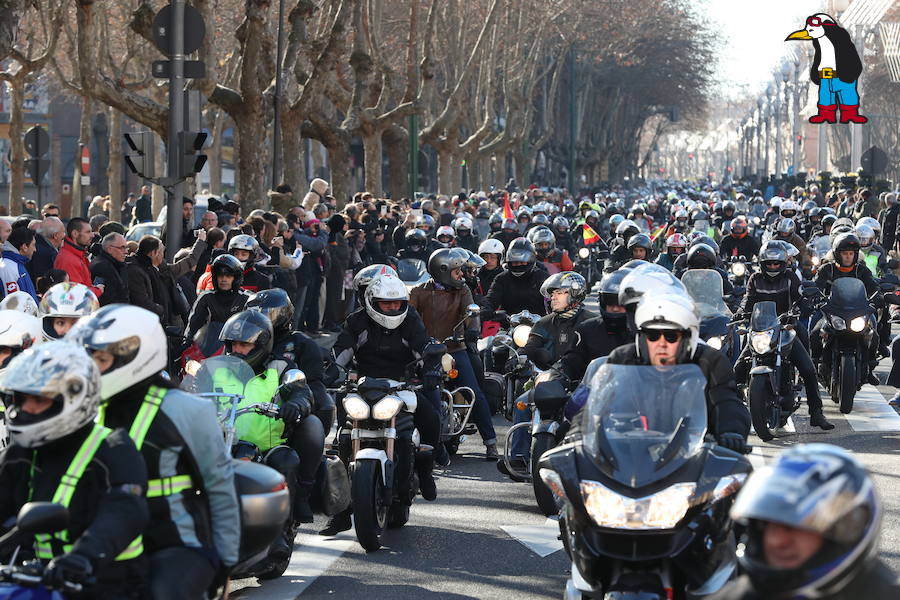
[53,238,103,297]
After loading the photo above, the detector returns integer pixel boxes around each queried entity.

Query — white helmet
[618,264,688,308]
[856,216,881,238]
[780,200,799,215]
[0,340,101,448]
[634,294,700,363]
[478,238,505,258]
[769,197,783,208]
[436,225,455,243]
[0,291,39,316]
[364,275,409,330]
[0,310,41,370]
[67,305,167,400]
[39,283,99,341]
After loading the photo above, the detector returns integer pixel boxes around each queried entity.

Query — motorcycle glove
[280,399,309,424]
[423,369,443,391]
[464,329,480,344]
[43,552,93,589]
[717,432,749,454]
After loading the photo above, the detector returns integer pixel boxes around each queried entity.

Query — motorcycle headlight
[539,468,568,505]
[812,255,821,266]
[342,394,370,420]
[750,330,774,354]
[730,262,746,277]
[578,247,590,259]
[829,315,846,330]
[513,325,532,348]
[372,395,403,420]
[849,316,867,332]
[707,336,724,350]
[441,353,456,373]
[580,480,696,530]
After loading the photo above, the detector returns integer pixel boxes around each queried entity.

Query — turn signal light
[448,369,459,379]
[516,400,527,410]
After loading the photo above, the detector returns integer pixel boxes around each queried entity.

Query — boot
[293,480,315,525]
[484,443,499,461]
[318,508,352,536]
[809,104,838,124]
[415,450,437,501]
[839,105,868,124]
[809,411,835,431]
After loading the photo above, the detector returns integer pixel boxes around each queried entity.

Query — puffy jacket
[54,237,103,297]
[186,289,249,341]
[524,306,597,370]
[486,268,549,318]
[0,245,36,301]
[100,380,240,566]
[409,279,478,353]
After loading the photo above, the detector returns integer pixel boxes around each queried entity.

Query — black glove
[423,369,442,390]
[279,399,309,424]
[43,552,93,590]
[464,329,479,344]
[718,432,749,454]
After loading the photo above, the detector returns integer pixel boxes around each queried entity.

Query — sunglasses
[806,16,834,27]
[642,330,683,343]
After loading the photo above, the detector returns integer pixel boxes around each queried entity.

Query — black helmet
[691,210,709,223]
[210,254,244,291]
[539,271,587,311]
[527,226,556,259]
[686,243,717,269]
[532,213,550,227]
[722,200,736,215]
[832,232,860,267]
[759,244,787,279]
[553,216,570,232]
[405,228,428,252]
[627,233,652,255]
[220,310,274,373]
[489,213,503,228]
[776,217,796,237]
[732,444,881,598]
[597,270,628,332]
[246,289,294,333]
[689,233,719,254]
[427,247,467,289]
[504,237,536,277]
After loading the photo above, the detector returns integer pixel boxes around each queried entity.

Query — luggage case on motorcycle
[311,452,351,516]
[482,371,504,414]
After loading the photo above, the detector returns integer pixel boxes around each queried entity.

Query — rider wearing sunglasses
[602,293,751,453]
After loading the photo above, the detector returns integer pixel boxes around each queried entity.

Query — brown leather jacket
[409,279,477,352]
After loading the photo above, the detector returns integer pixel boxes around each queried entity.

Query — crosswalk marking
[501,517,563,557]
[748,446,767,470]
[840,384,900,432]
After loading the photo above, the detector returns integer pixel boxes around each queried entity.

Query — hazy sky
[702,0,825,99]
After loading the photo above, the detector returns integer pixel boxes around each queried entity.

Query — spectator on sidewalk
[53,217,104,298]
[135,185,153,223]
[0,227,38,300]
[27,216,64,283]
[90,233,130,306]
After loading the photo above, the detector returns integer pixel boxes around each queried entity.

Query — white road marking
[841,384,900,432]
[501,517,564,557]
[232,531,356,598]
[748,446,766,470]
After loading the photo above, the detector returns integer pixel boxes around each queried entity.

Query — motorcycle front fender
[533,420,561,436]
[749,365,773,375]
[353,450,391,485]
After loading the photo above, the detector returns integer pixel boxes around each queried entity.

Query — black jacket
[719,234,760,260]
[486,267,549,318]
[91,251,130,306]
[604,343,750,438]
[524,307,598,370]
[186,289,249,341]
[0,426,149,595]
[476,266,502,297]
[559,316,631,382]
[814,261,880,298]
[739,270,802,317]
[240,266,272,293]
[489,230,520,249]
[26,234,57,283]
[879,204,899,249]
[127,254,168,322]
[332,306,437,381]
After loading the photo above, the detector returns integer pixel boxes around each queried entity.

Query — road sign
[152,4,205,56]
[152,60,206,79]
[80,175,90,185]
[62,184,71,194]
[80,146,91,176]
[861,146,888,175]
[24,126,49,158]
[25,158,49,183]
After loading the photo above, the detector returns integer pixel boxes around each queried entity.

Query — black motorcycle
[487,310,541,420]
[682,269,740,365]
[741,302,800,441]
[576,244,608,287]
[539,364,751,600]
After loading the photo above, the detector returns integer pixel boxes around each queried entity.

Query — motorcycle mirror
[466,303,481,316]
[282,369,307,387]
[423,342,447,357]
[15,502,69,535]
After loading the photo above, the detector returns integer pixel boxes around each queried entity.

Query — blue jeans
[511,392,531,458]
[818,77,860,106]
[450,350,496,446]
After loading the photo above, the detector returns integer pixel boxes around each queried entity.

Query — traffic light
[177,131,207,178]
[124,131,156,178]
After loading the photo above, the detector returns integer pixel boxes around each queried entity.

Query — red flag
[502,193,514,220]
[582,224,600,245]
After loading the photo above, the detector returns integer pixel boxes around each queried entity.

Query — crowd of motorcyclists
[0,179,898,599]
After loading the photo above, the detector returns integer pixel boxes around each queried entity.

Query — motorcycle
[740,302,800,442]
[576,244,608,287]
[682,269,740,365]
[436,304,482,456]
[178,321,225,378]
[184,354,303,579]
[725,256,751,288]
[539,364,751,600]
[815,277,900,413]
[486,310,541,420]
[501,372,571,516]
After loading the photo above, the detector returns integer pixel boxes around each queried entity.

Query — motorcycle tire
[531,433,558,517]
[749,375,775,442]
[445,439,460,457]
[351,460,387,552]
[386,502,410,529]
[839,354,856,414]
[255,553,292,580]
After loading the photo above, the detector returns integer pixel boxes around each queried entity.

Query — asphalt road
[229,309,900,599]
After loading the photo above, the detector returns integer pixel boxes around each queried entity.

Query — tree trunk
[362,130,383,195]
[325,136,352,208]
[513,149,527,189]
[236,117,268,211]
[71,96,92,219]
[450,152,462,194]
[7,76,24,215]
[384,125,408,202]
[106,108,123,223]
[207,137,222,195]
[437,148,451,195]
[281,126,305,199]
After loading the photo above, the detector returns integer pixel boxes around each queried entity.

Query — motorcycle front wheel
[531,432,558,516]
[749,374,775,442]
[839,354,856,414]
[351,460,387,552]
[386,502,410,529]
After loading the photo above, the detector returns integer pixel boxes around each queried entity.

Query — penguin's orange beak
[785,29,813,41]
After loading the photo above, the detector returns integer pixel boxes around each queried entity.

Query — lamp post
[776,64,791,178]
[755,98,764,181]
[791,57,801,173]
[764,85,773,182]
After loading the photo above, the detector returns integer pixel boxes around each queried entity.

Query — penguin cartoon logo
[786,13,867,125]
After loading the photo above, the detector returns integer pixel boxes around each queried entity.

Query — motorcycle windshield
[750,301,779,332]
[189,354,257,424]
[582,364,708,488]
[396,258,427,283]
[196,321,225,357]
[682,269,733,320]
[828,277,869,313]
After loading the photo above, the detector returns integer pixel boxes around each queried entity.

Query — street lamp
[791,57,802,173]
[756,97,764,180]
[764,84,773,182]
